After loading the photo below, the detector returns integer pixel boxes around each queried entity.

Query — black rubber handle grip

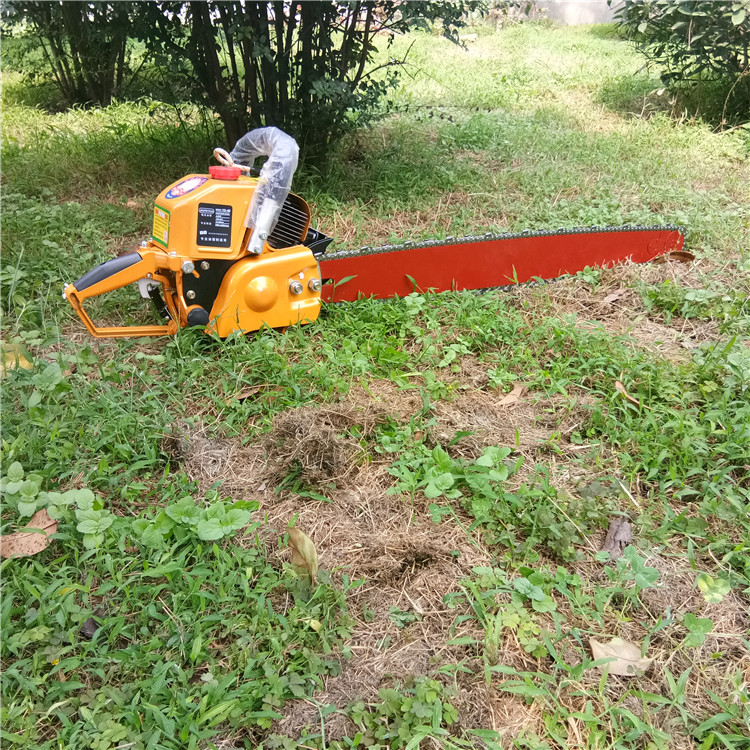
[73,253,143,291]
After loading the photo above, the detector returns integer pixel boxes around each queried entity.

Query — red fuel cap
[209,165,242,180]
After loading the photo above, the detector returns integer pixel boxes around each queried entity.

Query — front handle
[65,252,179,338]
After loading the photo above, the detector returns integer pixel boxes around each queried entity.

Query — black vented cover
[267,193,310,249]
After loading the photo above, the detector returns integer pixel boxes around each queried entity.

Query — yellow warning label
[152,205,170,247]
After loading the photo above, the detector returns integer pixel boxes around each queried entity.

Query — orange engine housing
[64,169,324,338]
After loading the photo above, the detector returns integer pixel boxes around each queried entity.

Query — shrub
[613,0,750,123]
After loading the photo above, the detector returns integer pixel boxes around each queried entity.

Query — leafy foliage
[1,1,135,105]
[2,23,750,749]
[3,1,473,153]
[614,0,750,122]
[389,442,614,562]
[348,677,458,748]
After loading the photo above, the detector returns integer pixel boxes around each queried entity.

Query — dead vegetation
[429,387,593,461]
[513,256,723,363]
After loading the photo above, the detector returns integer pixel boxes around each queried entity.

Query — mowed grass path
[1,23,749,750]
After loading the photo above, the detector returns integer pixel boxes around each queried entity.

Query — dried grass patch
[429,387,594,462]
[255,466,497,739]
[163,399,391,497]
[515,258,721,361]
[320,190,514,250]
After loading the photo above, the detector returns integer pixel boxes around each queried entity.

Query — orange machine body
[64,170,322,337]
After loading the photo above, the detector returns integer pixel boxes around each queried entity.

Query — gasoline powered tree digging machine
[64,128,686,338]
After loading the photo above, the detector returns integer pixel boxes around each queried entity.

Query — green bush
[613,0,750,123]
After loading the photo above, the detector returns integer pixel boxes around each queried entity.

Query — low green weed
[346,677,459,749]
[449,566,555,662]
[1,507,352,749]
[392,440,614,562]
[641,279,750,332]
[132,495,257,547]
[1,461,114,549]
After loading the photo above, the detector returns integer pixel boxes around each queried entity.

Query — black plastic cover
[303,228,334,257]
[73,253,142,291]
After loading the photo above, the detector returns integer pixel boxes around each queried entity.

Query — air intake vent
[268,193,310,249]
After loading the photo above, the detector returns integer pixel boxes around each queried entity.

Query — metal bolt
[259,232,268,240]
[308,278,322,292]
[289,281,303,295]
[181,260,195,274]
[141,240,148,248]
[169,251,177,257]
[186,290,196,300]
[200,261,210,271]
[146,273,152,279]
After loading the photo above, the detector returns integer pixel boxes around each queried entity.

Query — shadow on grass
[596,74,670,119]
[1,102,223,199]
[597,72,750,128]
[586,23,622,40]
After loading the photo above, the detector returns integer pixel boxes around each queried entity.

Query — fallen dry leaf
[602,288,628,304]
[228,384,283,406]
[615,375,651,410]
[601,517,633,561]
[288,526,319,584]
[652,250,695,264]
[590,637,652,677]
[79,617,100,640]
[498,382,527,407]
[0,509,57,559]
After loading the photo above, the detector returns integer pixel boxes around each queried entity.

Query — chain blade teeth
[327,224,684,260]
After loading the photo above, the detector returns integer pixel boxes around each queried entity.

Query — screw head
[289,281,304,295]
[181,260,195,274]
[186,290,196,300]
[141,240,148,248]
[308,278,322,292]
[200,260,210,271]
[259,232,268,240]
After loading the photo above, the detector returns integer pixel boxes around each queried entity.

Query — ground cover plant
[2,20,749,750]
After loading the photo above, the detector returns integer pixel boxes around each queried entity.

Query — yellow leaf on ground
[0,344,33,378]
[288,526,319,583]
[590,637,652,677]
[0,509,57,559]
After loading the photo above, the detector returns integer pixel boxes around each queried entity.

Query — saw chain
[318,223,686,303]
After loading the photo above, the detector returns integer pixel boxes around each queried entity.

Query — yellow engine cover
[150,172,311,260]
[208,246,321,336]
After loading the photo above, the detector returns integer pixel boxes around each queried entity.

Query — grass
[2,21,750,750]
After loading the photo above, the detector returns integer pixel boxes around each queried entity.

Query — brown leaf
[590,637,652,677]
[0,509,57,559]
[601,517,632,560]
[602,288,628,304]
[288,526,319,584]
[228,384,283,405]
[615,375,650,410]
[498,382,527,407]
[79,617,100,640]
[232,385,264,401]
[652,250,695,264]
